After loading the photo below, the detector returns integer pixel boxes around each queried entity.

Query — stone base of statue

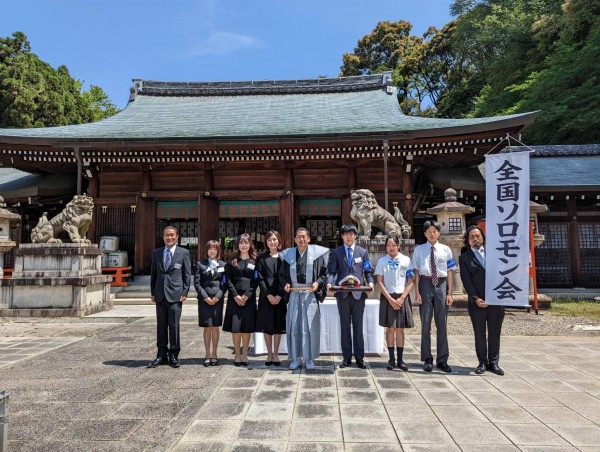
[357,237,416,301]
[0,243,113,318]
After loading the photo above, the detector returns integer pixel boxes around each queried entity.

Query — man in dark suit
[327,224,374,369]
[148,226,191,368]
[459,225,505,376]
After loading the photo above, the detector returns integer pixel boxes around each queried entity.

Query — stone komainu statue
[31,195,94,244]
[350,189,412,239]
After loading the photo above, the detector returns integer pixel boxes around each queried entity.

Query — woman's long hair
[230,233,257,266]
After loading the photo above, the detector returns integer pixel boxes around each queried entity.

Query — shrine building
[0,73,537,275]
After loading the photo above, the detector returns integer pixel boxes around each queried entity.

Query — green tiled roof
[0,74,536,142]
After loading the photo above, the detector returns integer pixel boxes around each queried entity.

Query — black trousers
[336,293,366,361]
[467,303,505,366]
[156,299,182,358]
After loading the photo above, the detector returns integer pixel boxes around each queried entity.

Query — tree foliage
[340,0,600,144]
[0,32,118,128]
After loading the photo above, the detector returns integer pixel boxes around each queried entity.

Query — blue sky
[1,0,453,109]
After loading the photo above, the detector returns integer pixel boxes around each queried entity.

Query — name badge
[399,269,406,277]
[247,263,255,270]
[174,263,182,269]
[217,267,225,273]
[437,257,445,264]
[354,256,362,263]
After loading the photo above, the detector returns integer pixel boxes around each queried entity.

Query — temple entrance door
[299,198,341,249]
[156,201,199,265]
[219,200,280,260]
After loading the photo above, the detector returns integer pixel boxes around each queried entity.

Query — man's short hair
[295,227,310,237]
[423,220,441,233]
[340,224,358,235]
[163,225,179,236]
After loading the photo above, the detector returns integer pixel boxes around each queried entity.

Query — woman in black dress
[223,233,258,366]
[256,231,286,366]
[194,240,226,367]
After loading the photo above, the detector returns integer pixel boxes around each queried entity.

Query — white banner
[485,151,530,307]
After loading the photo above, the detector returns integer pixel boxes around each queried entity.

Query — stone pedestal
[0,243,113,317]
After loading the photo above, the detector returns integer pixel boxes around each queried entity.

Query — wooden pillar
[87,176,99,241]
[283,162,296,245]
[135,194,155,275]
[198,195,219,258]
[199,164,218,259]
[343,160,357,225]
[134,167,154,275]
[567,198,581,286]
[402,166,414,229]
[279,193,293,248]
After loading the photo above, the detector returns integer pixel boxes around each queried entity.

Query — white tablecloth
[253,298,384,355]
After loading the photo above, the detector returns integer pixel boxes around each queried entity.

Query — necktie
[209,259,217,274]
[347,246,353,267]
[477,248,485,268]
[430,246,439,286]
[164,248,171,269]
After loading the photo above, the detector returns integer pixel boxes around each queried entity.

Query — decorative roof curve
[130,73,391,99]
[0,72,537,144]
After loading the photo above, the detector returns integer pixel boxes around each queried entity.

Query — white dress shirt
[411,242,456,277]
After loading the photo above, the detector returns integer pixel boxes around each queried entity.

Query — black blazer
[327,245,374,300]
[459,249,485,305]
[151,246,192,303]
[194,259,226,301]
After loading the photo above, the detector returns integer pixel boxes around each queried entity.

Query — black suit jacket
[151,246,192,303]
[194,259,226,301]
[459,249,485,305]
[327,245,373,300]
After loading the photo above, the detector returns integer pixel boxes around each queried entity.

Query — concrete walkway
[1,307,600,451]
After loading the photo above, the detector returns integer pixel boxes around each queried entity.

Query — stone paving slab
[1,312,600,450]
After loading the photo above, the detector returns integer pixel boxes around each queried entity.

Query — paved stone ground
[2,307,600,451]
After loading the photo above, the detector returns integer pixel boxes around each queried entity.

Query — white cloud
[190,31,261,56]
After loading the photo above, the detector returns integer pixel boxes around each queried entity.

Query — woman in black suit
[256,231,286,366]
[195,240,226,366]
[459,225,505,376]
[223,233,258,367]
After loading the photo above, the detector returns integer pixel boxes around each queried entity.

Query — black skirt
[379,293,414,328]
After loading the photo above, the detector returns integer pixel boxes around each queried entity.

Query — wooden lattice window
[579,223,600,287]
[94,206,136,268]
[536,222,572,287]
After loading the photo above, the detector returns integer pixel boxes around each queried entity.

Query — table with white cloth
[253,298,384,355]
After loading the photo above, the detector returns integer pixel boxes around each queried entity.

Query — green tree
[507,0,600,143]
[0,32,118,128]
[340,20,419,77]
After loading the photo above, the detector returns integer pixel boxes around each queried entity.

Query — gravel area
[443,309,600,336]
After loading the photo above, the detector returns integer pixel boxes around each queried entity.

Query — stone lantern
[0,195,20,278]
[529,200,548,248]
[427,188,474,297]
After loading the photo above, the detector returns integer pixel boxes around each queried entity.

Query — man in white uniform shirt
[412,220,456,372]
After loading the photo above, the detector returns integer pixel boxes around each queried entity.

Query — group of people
[147,221,505,376]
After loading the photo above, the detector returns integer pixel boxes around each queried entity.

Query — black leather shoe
[356,359,367,369]
[475,364,486,375]
[423,360,433,372]
[386,359,395,371]
[339,359,352,369]
[397,362,409,371]
[488,363,504,376]
[436,362,452,373]
[147,356,168,368]
[169,355,180,368]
